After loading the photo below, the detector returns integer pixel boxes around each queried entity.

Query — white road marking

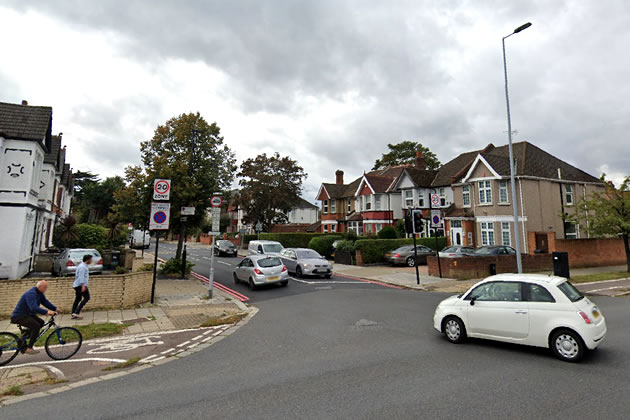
[86,336,164,354]
[191,335,203,341]
[160,348,176,355]
[203,257,211,260]
[290,278,363,285]
[139,354,166,364]
[0,358,127,370]
[187,342,200,349]
[217,261,233,266]
[587,285,628,293]
[201,336,214,343]
[176,341,191,348]
[577,278,630,286]
[43,364,65,379]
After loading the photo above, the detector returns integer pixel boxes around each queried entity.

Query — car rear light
[577,311,592,324]
[254,268,263,275]
[282,265,287,272]
[394,254,401,258]
[97,258,103,265]
[66,260,75,267]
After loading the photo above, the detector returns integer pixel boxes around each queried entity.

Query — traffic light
[404,209,413,235]
[412,210,424,234]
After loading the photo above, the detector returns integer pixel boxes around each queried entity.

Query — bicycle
[0,314,83,367]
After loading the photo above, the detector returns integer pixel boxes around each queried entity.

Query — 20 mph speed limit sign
[153,179,171,201]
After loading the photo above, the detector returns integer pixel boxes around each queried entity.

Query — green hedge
[354,237,447,264]
[242,233,328,248]
[307,235,343,257]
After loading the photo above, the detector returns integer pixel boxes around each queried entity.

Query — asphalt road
[4,242,630,419]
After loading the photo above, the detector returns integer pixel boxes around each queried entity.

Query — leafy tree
[236,153,306,231]
[73,174,125,223]
[113,166,152,230]
[377,226,398,239]
[139,112,237,258]
[373,141,440,170]
[394,219,407,238]
[569,175,630,272]
[53,215,78,248]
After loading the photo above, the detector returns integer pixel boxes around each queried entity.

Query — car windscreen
[442,247,457,253]
[257,257,282,268]
[218,241,233,246]
[296,250,322,259]
[557,281,584,302]
[263,244,284,253]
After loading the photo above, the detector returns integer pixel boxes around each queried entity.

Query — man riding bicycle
[10,280,59,354]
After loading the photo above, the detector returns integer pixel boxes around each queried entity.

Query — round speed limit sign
[431,194,440,207]
[153,179,171,200]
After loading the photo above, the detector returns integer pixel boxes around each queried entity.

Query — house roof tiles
[0,101,52,141]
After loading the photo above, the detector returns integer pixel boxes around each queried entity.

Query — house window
[468,232,473,246]
[480,222,495,245]
[478,180,492,204]
[375,223,383,232]
[375,195,382,210]
[565,222,578,239]
[501,222,511,246]
[347,200,351,213]
[439,188,446,206]
[404,190,414,208]
[365,197,372,210]
[323,224,329,233]
[451,220,462,228]
[359,196,364,212]
[418,190,425,207]
[462,185,470,207]
[323,200,328,214]
[498,180,509,204]
[330,224,337,232]
[331,199,337,213]
[565,185,574,205]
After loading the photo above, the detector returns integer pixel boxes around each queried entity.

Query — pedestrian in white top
[72,254,92,319]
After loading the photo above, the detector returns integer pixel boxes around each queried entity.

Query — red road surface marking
[191,272,250,302]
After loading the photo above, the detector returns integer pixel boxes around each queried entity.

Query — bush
[114,266,129,275]
[354,237,447,264]
[137,263,154,272]
[343,231,358,242]
[53,223,128,250]
[377,226,398,239]
[334,240,355,252]
[160,258,194,276]
[394,219,407,238]
[307,235,343,257]
[242,233,327,248]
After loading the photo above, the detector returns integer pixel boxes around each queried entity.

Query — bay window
[478,180,492,204]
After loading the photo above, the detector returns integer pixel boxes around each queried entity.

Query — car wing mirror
[470,297,476,306]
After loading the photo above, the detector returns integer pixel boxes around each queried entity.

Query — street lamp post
[502,22,532,274]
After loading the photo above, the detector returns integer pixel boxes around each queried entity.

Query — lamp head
[514,22,532,33]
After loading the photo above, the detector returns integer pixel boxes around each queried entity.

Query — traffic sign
[211,207,221,233]
[430,193,440,207]
[150,202,171,230]
[430,210,442,228]
[255,222,263,233]
[210,195,223,208]
[153,179,171,201]
[181,206,196,216]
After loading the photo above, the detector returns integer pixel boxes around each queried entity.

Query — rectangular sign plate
[150,202,171,230]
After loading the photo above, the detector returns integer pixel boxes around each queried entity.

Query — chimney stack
[415,151,426,170]
[21,100,28,106]
[335,170,344,185]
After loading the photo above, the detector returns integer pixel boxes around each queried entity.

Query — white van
[129,229,151,249]
[248,240,284,256]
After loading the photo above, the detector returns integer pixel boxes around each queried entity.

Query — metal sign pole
[151,232,160,304]
[413,233,420,285]
[208,234,215,299]
[430,193,443,279]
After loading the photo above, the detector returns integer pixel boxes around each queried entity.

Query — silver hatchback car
[53,248,103,277]
[232,255,289,289]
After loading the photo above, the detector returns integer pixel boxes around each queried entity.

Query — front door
[451,228,463,246]
[535,234,549,253]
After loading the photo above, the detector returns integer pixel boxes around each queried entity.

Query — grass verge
[199,313,247,328]
[570,271,630,284]
[35,322,127,347]
[2,385,24,397]
[102,356,141,371]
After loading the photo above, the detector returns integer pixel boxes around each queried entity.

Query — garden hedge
[354,237,447,264]
[307,235,343,257]
[242,233,327,248]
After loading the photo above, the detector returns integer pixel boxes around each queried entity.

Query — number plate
[267,276,280,281]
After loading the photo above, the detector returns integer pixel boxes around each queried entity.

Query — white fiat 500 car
[433,274,606,362]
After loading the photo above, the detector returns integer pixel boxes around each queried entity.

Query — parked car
[439,246,476,258]
[471,246,517,256]
[129,229,151,249]
[279,248,333,278]
[214,240,238,257]
[53,248,104,277]
[385,245,436,267]
[433,274,606,362]
[247,240,284,256]
[232,255,289,289]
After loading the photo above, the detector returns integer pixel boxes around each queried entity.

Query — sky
[1,0,629,200]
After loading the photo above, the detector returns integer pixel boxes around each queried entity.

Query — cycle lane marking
[0,357,127,370]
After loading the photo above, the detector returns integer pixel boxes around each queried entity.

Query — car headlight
[302,263,311,268]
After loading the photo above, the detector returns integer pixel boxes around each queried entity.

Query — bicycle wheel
[45,327,83,360]
[0,332,22,367]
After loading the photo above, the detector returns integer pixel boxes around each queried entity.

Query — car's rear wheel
[324,274,332,279]
[248,278,257,290]
[550,329,585,362]
[233,272,239,284]
[280,280,288,287]
[443,316,466,344]
[406,257,415,267]
[296,266,303,278]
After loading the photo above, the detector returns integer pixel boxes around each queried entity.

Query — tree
[73,174,125,224]
[113,165,152,230]
[570,175,630,272]
[373,141,440,170]
[237,153,306,231]
[139,112,237,258]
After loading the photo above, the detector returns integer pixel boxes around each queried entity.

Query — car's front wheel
[233,272,239,284]
[443,316,466,344]
[550,329,585,362]
[296,266,303,278]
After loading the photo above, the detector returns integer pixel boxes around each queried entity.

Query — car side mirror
[470,297,476,306]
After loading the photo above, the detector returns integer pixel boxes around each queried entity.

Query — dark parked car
[214,240,238,257]
[385,245,436,267]
[472,246,517,256]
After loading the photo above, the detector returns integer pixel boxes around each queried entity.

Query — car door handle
[514,310,528,314]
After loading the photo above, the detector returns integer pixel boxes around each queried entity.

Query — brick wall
[0,272,153,318]
[428,254,552,280]
[553,238,627,268]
